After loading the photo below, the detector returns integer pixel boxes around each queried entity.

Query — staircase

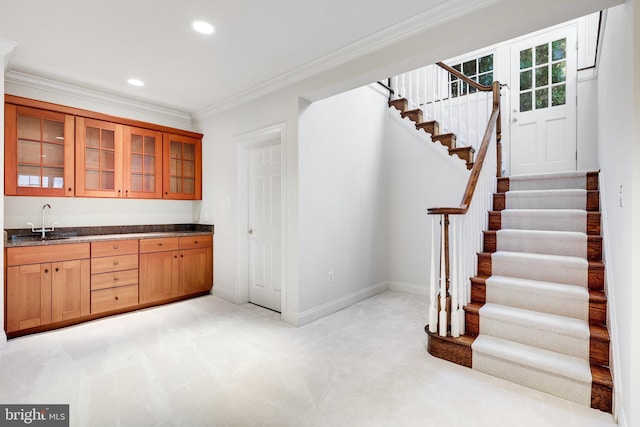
[426,170,613,413]
[388,98,475,170]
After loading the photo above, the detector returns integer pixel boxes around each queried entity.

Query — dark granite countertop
[5,224,214,248]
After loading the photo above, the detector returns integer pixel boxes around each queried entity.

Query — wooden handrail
[436,62,493,93]
[428,80,501,215]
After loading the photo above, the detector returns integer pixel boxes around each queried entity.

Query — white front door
[248,143,282,312]
[510,26,577,175]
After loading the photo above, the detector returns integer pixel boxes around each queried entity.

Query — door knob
[512,116,518,122]
[248,229,253,235]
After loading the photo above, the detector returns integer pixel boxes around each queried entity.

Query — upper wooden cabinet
[75,117,124,197]
[4,95,203,200]
[124,127,163,199]
[4,104,75,197]
[163,133,202,200]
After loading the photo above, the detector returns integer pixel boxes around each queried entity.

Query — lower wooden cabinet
[5,243,90,333]
[5,235,212,336]
[139,235,213,304]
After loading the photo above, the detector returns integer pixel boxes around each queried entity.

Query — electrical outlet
[328,271,334,282]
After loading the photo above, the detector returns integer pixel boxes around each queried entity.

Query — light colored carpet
[501,209,588,233]
[0,291,615,427]
[496,229,588,258]
[505,189,587,210]
[508,171,589,191]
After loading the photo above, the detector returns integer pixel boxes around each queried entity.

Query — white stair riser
[473,352,591,406]
[480,316,590,360]
[485,282,589,321]
[496,231,587,258]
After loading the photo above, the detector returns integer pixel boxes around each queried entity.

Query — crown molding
[5,70,194,129]
[192,0,499,122]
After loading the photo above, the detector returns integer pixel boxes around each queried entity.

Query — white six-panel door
[248,143,282,312]
[510,26,577,175]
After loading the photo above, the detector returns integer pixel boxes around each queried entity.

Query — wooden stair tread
[589,289,607,303]
[590,324,610,342]
[591,364,613,387]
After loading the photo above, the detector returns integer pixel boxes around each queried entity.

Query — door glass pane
[535,66,549,88]
[552,62,566,84]
[85,170,99,190]
[170,141,182,158]
[479,55,493,73]
[17,116,41,140]
[131,174,143,192]
[520,48,532,69]
[42,143,64,166]
[17,140,41,163]
[552,85,566,106]
[183,144,195,161]
[183,178,195,195]
[100,150,115,170]
[478,73,493,86]
[101,129,115,150]
[535,44,549,65]
[17,165,41,187]
[86,127,100,147]
[462,60,476,76]
[42,167,64,188]
[520,92,533,112]
[131,154,143,173]
[535,88,548,109]
[144,136,155,155]
[552,38,567,61]
[42,120,64,143]
[85,148,100,169]
[520,70,532,91]
[101,171,114,190]
[131,134,143,153]
[450,81,459,97]
[143,175,155,192]
[183,160,195,178]
[170,177,180,193]
[143,155,154,172]
[170,159,179,176]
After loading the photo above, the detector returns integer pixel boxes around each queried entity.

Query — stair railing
[421,70,502,338]
[390,62,496,152]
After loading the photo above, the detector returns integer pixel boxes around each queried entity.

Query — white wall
[297,85,389,322]
[385,110,468,293]
[596,1,638,425]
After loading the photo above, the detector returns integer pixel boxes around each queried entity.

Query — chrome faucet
[27,204,58,239]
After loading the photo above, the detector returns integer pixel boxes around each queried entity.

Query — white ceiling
[0,0,449,115]
[0,0,622,120]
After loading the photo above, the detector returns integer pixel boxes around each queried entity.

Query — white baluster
[450,216,460,337]
[428,216,438,333]
[459,214,466,335]
[438,215,448,337]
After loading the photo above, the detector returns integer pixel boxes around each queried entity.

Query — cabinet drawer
[178,235,212,250]
[91,239,138,257]
[91,269,138,291]
[91,284,139,314]
[91,254,138,273]
[6,243,90,266]
[139,237,179,253]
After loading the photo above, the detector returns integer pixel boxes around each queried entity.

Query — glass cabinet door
[5,105,74,196]
[75,117,123,197]
[163,134,202,200]
[123,127,163,198]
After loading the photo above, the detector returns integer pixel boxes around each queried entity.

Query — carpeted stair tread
[495,229,587,258]
[505,189,587,210]
[472,334,592,383]
[485,276,589,321]
[479,303,590,359]
[500,209,588,233]
[508,171,590,191]
[491,251,589,287]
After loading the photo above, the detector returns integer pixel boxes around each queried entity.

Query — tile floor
[0,291,616,426]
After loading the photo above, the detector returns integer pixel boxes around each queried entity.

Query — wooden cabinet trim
[139,237,180,253]
[5,95,203,139]
[7,243,90,266]
[91,239,139,257]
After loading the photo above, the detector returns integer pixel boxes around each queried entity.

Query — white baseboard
[388,281,428,296]
[0,331,7,350]
[297,282,388,326]
[210,286,236,304]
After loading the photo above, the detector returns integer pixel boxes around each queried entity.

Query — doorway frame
[235,123,287,317]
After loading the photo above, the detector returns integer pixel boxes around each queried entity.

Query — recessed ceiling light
[127,78,145,87]
[192,20,215,35]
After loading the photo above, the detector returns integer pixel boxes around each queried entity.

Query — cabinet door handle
[181,254,184,258]
[114,261,119,266]
[55,267,59,272]
[114,245,119,249]
[44,269,49,273]
[174,255,178,259]
[194,241,199,244]
[115,296,119,301]
[158,243,163,246]
[114,277,119,281]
